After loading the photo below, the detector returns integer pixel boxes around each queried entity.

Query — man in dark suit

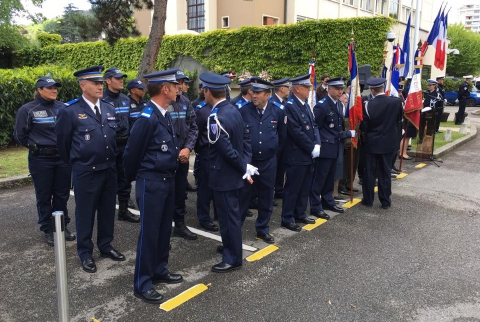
[310,77,354,218]
[281,74,319,232]
[123,69,184,304]
[201,72,253,273]
[56,66,125,273]
[360,78,403,209]
[315,74,330,101]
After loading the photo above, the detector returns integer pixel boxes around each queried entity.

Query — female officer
[14,76,75,246]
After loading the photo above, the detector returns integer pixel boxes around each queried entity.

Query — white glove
[350,130,356,137]
[311,144,320,158]
[242,164,259,180]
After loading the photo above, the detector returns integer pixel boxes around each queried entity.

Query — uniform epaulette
[318,98,326,104]
[102,99,115,106]
[236,100,249,110]
[209,107,219,118]
[272,101,284,110]
[64,98,79,107]
[196,101,207,109]
[140,107,154,119]
[287,99,294,105]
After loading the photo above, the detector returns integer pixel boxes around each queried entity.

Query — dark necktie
[165,111,174,133]
[257,109,264,117]
[94,105,101,122]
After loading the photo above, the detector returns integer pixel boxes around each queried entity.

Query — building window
[365,0,372,11]
[297,15,312,22]
[187,0,205,33]
[263,15,279,26]
[389,0,399,19]
[343,0,355,6]
[221,16,229,28]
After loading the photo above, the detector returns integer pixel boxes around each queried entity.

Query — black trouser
[115,143,131,204]
[362,152,394,207]
[357,142,365,181]
[435,107,443,132]
[196,152,216,225]
[274,148,286,196]
[456,99,467,124]
[173,161,189,224]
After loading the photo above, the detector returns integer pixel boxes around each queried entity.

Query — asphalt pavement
[0,106,479,322]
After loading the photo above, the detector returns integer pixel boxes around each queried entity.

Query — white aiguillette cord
[207,109,230,144]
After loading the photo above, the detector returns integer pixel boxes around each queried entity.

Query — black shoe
[246,210,253,218]
[381,204,391,209]
[256,233,275,244]
[216,245,224,254]
[201,222,219,232]
[361,199,373,208]
[65,228,76,241]
[153,273,183,284]
[100,248,126,261]
[391,173,398,178]
[211,262,241,273]
[128,198,137,210]
[134,288,164,304]
[173,222,197,240]
[281,222,302,232]
[311,210,330,220]
[44,232,54,246]
[186,182,197,192]
[118,203,140,223]
[295,216,315,224]
[338,189,350,196]
[391,168,400,175]
[81,258,97,273]
[324,205,345,213]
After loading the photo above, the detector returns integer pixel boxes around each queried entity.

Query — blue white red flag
[308,59,317,108]
[346,41,363,148]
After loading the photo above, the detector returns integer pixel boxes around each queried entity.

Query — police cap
[436,75,445,80]
[237,78,252,88]
[427,79,438,86]
[176,70,192,82]
[249,77,273,92]
[74,65,105,82]
[126,78,147,91]
[366,77,386,89]
[272,78,290,88]
[104,67,127,79]
[36,76,62,89]
[144,68,180,84]
[326,77,346,88]
[463,75,473,79]
[290,74,312,86]
[199,72,231,90]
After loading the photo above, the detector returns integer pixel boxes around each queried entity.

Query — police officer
[14,76,75,246]
[419,79,442,143]
[281,74,319,232]
[435,76,445,133]
[310,77,354,218]
[127,78,148,129]
[102,67,139,223]
[230,79,252,109]
[169,69,198,240]
[123,69,184,304]
[456,75,472,125]
[360,78,403,209]
[56,66,125,273]
[271,78,291,199]
[193,84,219,232]
[201,72,253,272]
[239,77,286,244]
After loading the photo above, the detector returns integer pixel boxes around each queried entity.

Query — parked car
[445,87,480,106]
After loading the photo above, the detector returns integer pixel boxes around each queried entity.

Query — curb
[0,174,32,190]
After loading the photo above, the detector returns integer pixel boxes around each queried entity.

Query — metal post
[52,211,70,322]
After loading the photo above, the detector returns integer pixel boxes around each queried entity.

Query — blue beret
[200,72,231,89]
[326,77,346,88]
[36,76,61,89]
[74,65,105,81]
[272,78,290,87]
[366,77,386,88]
[144,68,180,84]
[127,78,147,90]
[290,74,312,86]
[249,76,273,92]
[104,67,127,79]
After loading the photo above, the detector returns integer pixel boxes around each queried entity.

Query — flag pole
[399,119,408,172]
[349,30,354,203]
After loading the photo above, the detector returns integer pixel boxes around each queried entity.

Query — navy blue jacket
[14,97,64,147]
[168,95,198,151]
[230,95,250,110]
[458,82,470,100]
[194,100,212,155]
[270,93,286,106]
[102,89,130,139]
[313,96,352,159]
[360,94,403,154]
[283,95,320,166]
[208,100,251,191]
[239,101,286,161]
[55,97,117,171]
[123,102,179,182]
[128,95,147,129]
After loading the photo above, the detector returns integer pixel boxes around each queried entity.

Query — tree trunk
[137,0,168,79]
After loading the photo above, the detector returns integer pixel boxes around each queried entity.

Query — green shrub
[37,33,62,48]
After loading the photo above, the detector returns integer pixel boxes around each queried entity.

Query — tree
[55,4,100,43]
[446,24,480,77]
[0,0,43,49]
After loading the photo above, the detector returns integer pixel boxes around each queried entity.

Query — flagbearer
[310,77,354,219]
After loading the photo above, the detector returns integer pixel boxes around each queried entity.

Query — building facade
[458,3,480,34]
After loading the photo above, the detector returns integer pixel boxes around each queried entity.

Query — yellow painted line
[374,186,378,192]
[303,218,327,231]
[396,173,408,179]
[415,163,427,169]
[342,198,362,208]
[160,284,209,312]
[91,318,101,322]
[246,245,279,262]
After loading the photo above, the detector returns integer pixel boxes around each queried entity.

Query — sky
[15,0,92,25]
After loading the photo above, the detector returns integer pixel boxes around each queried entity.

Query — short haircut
[240,86,251,95]
[370,85,385,93]
[321,74,330,81]
[147,82,170,97]
[206,87,226,99]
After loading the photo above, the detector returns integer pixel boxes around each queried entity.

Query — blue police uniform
[456,78,471,124]
[281,90,320,225]
[14,78,72,241]
[310,94,353,213]
[239,95,286,237]
[55,72,119,262]
[127,78,148,129]
[270,90,288,197]
[123,68,180,296]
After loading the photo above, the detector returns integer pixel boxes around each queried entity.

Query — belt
[37,147,58,155]
[116,135,129,143]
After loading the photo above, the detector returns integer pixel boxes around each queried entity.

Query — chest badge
[161,144,168,152]
[84,133,91,141]
[306,125,310,130]
[329,123,335,128]
[78,113,87,120]
[210,124,218,135]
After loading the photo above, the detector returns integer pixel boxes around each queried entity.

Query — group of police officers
[15,64,413,304]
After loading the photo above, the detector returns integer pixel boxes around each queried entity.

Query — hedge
[13,17,394,79]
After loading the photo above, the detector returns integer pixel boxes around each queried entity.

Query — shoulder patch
[272,101,284,110]
[287,99,294,105]
[64,98,79,107]
[196,101,207,109]
[209,107,219,118]
[140,107,154,119]
[318,98,326,104]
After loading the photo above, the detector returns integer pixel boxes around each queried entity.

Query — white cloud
[16,0,92,25]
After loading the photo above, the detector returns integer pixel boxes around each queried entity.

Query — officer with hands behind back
[56,66,125,274]
[123,69,184,304]
[14,76,75,246]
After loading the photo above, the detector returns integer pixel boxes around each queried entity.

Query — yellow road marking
[396,173,408,179]
[342,198,362,208]
[374,186,378,192]
[91,318,101,322]
[160,284,209,312]
[246,245,279,262]
[303,218,327,231]
[415,163,427,168]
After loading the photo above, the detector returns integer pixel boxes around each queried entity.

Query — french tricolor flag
[346,41,363,148]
